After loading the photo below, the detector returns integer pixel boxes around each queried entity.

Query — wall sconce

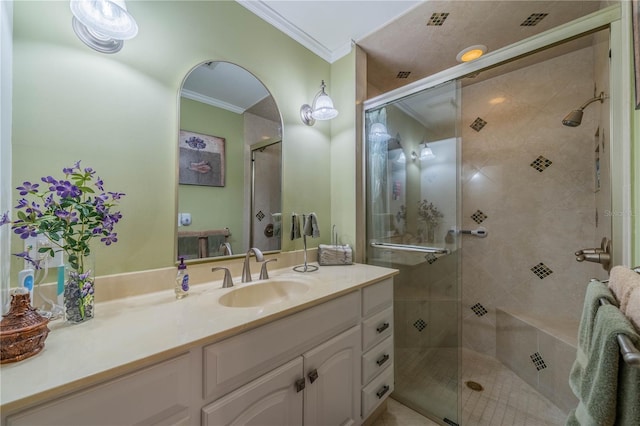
[300,80,338,126]
[70,0,138,54]
[410,151,418,161]
[419,142,435,160]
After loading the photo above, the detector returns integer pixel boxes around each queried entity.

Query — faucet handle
[212,267,234,288]
[259,259,278,280]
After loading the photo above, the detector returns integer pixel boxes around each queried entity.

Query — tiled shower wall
[460,45,606,357]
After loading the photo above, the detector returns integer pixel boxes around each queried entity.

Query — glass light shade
[70,0,138,40]
[311,93,338,120]
[420,145,435,160]
[456,45,487,63]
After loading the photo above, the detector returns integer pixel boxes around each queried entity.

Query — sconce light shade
[70,0,138,53]
[300,80,338,126]
[419,144,435,160]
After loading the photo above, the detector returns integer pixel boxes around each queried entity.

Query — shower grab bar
[370,242,449,255]
[598,298,640,367]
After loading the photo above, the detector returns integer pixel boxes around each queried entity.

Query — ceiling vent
[521,13,548,26]
[396,71,411,79]
[427,13,449,26]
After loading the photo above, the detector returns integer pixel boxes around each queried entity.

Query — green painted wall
[179,98,244,247]
[10,1,336,277]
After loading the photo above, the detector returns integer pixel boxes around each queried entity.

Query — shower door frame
[360,2,632,272]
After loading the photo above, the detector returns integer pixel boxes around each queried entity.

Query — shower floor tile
[392,347,566,425]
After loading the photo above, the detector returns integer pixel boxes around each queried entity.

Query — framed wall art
[178,130,225,187]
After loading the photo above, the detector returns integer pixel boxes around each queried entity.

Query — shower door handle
[457,226,487,238]
[370,242,449,255]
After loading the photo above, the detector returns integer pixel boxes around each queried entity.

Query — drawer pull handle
[308,369,319,384]
[376,322,390,333]
[295,378,306,392]
[376,385,390,399]
[376,354,390,366]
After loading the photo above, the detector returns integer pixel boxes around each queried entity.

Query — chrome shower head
[562,92,607,127]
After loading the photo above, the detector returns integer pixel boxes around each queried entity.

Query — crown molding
[180,89,245,114]
[237,0,335,63]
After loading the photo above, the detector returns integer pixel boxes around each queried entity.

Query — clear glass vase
[64,253,95,323]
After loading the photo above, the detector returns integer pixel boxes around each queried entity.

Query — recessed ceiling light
[456,45,487,63]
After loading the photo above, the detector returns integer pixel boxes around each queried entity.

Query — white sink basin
[218,279,310,308]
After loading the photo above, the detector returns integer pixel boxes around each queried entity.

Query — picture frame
[634,0,640,109]
[178,130,225,187]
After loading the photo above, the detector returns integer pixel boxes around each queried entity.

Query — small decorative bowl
[0,290,50,364]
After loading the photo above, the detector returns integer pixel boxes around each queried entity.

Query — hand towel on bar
[303,213,320,238]
[566,304,640,426]
[575,280,617,357]
[625,286,640,332]
[290,213,301,240]
[608,265,640,312]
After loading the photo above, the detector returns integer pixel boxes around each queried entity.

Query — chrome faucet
[212,267,234,288]
[242,247,264,283]
[259,259,278,280]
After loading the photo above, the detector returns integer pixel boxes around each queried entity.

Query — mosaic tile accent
[470,117,487,132]
[471,303,488,317]
[413,318,427,332]
[471,210,488,224]
[530,352,548,371]
[425,253,438,264]
[255,210,265,221]
[530,155,553,172]
[531,262,553,279]
[427,12,449,26]
[396,71,411,79]
[521,13,549,27]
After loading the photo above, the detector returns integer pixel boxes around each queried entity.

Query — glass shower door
[365,80,461,425]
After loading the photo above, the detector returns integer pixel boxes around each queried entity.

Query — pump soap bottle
[175,257,189,299]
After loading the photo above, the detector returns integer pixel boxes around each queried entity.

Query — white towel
[318,244,353,265]
[303,213,320,238]
[608,265,640,312]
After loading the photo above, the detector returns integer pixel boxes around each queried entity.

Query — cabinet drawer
[362,336,393,385]
[7,354,191,426]
[361,365,394,419]
[362,306,393,351]
[203,291,359,401]
[362,278,393,317]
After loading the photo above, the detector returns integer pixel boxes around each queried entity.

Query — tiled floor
[370,398,440,426]
[389,347,567,425]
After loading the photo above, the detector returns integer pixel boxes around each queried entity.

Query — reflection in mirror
[177,61,282,262]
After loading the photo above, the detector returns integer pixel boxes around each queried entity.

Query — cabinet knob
[376,385,390,399]
[308,369,319,384]
[376,322,390,333]
[376,353,390,366]
[295,378,306,393]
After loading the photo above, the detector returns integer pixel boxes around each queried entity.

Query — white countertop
[0,263,397,413]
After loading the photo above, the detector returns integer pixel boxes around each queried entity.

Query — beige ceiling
[357,1,605,97]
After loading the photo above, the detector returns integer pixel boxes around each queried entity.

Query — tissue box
[318,244,353,266]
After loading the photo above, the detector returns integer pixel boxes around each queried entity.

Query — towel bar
[598,298,640,367]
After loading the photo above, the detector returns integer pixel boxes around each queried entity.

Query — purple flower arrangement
[1,161,125,322]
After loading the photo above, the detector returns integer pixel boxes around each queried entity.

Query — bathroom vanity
[0,263,396,426]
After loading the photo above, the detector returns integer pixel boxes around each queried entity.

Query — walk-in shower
[364,28,611,426]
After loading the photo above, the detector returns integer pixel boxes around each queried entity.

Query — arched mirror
[176,61,282,262]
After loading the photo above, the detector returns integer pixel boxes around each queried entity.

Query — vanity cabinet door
[201,357,304,426]
[303,325,361,426]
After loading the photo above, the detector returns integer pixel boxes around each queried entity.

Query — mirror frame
[174,60,283,265]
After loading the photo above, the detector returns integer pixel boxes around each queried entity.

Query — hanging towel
[303,212,320,238]
[575,280,617,356]
[608,265,640,312]
[566,304,640,426]
[290,213,301,240]
[625,286,640,332]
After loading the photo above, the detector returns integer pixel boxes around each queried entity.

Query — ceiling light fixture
[70,0,138,54]
[300,80,338,126]
[456,45,487,63]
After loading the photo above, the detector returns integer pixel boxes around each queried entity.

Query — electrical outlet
[23,235,64,269]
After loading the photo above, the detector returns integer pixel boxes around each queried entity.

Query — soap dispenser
[175,257,189,299]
